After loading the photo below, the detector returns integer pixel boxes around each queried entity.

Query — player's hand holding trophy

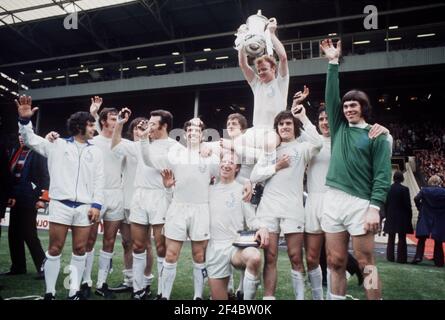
[234,10,276,58]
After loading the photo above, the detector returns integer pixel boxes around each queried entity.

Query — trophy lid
[246,9,268,23]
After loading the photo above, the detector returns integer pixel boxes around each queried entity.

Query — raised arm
[267,18,288,77]
[111,107,131,150]
[233,144,262,167]
[321,39,343,135]
[139,121,172,170]
[16,95,52,157]
[139,122,156,168]
[292,101,323,156]
[238,45,256,83]
[90,96,103,134]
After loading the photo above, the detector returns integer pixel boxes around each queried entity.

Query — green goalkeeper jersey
[325,63,391,209]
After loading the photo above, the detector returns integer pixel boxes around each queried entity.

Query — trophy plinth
[233,230,259,248]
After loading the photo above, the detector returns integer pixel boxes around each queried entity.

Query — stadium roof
[0,0,444,82]
[0,0,137,26]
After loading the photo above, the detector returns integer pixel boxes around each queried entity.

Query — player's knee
[357,254,375,272]
[103,237,116,251]
[192,251,205,263]
[306,254,319,270]
[156,244,166,257]
[327,254,347,271]
[72,245,86,256]
[48,245,62,256]
[287,246,303,264]
[289,255,304,271]
[246,249,262,270]
[86,238,96,251]
[166,247,180,263]
[132,240,145,254]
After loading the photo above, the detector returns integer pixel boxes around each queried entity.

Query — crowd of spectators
[386,122,445,186]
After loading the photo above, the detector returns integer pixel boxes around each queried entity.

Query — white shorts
[164,201,210,242]
[321,187,370,236]
[122,209,131,225]
[101,189,124,222]
[130,188,169,226]
[243,127,277,150]
[48,200,91,227]
[305,193,325,234]
[206,240,240,279]
[260,216,304,234]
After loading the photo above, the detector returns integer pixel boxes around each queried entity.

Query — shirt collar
[65,136,92,145]
[348,122,368,129]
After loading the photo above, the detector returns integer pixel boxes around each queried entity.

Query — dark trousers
[8,205,45,273]
[414,236,444,267]
[386,233,407,263]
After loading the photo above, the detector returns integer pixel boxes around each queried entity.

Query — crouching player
[207,151,269,300]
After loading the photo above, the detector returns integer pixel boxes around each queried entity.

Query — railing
[15,22,445,91]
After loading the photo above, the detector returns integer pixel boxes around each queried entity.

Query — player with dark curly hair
[16,96,104,300]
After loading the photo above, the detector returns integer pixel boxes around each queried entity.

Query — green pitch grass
[1,229,444,300]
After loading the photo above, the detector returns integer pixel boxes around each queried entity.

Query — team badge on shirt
[84,150,93,163]
[225,193,236,208]
[266,86,276,98]
[288,148,302,164]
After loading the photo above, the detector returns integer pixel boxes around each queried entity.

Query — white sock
[82,249,95,287]
[44,252,61,295]
[227,272,234,293]
[97,250,113,288]
[308,266,324,300]
[243,270,259,300]
[132,251,146,293]
[330,293,346,300]
[291,269,305,300]
[326,268,332,300]
[237,269,245,293]
[263,296,276,300]
[193,262,207,300]
[123,268,133,287]
[69,253,87,296]
[161,261,177,300]
[157,257,164,296]
[143,274,154,288]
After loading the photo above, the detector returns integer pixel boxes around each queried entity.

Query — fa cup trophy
[233,230,260,248]
[235,10,274,58]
